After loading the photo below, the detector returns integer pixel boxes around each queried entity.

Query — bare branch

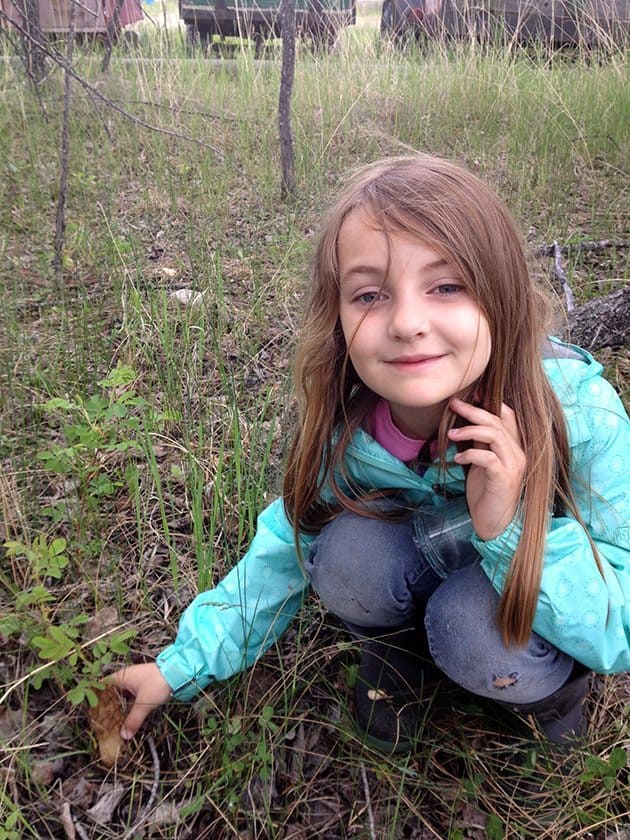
[360,763,377,840]
[4,91,238,122]
[0,9,252,186]
[68,0,99,18]
[8,0,48,102]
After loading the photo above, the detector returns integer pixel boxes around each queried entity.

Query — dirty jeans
[304,504,574,704]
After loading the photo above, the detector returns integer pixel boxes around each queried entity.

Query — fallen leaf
[61,776,97,809]
[142,800,184,829]
[85,784,126,824]
[85,606,120,642]
[282,825,308,840]
[60,801,76,839]
[88,686,126,768]
[367,688,392,702]
[0,706,22,743]
[457,802,488,832]
[31,758,64,786]
[493,675,517,688]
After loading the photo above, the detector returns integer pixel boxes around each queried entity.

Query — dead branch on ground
[556,284,629,351]
[552,239,576,312]
[534,239,628,258]
[537,239,628,351]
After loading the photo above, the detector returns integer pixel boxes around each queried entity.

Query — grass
[0,3,629,837]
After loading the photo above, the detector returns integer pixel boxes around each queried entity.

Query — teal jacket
[157,342,630,700]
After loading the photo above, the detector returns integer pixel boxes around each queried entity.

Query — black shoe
[495,663,591,745]
[353,626,438,754]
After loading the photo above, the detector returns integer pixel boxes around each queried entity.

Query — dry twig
[8,0,48,109]
[552,240,576,313]
[122,735,161,839]
[360,762,377,840]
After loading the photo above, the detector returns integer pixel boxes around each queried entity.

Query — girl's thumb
[120,724,135,741]
[120,703,150,740]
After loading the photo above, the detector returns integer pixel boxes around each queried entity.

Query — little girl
[113,155,629,753]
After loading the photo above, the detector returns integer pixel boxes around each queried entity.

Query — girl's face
[338,208,492,440]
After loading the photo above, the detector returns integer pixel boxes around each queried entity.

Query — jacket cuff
[156,645,211,702]
[471,516,524,578]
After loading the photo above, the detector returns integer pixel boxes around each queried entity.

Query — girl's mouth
[387,354,445,371]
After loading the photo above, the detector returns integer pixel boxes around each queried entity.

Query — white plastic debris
[168,289,204,307]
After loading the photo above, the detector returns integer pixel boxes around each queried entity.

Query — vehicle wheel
[186,24,210,54]
[380,0,406,46]
[252,29,265,58]
[121,30,140,50]
[97,27,119,48]
[310,18,338,50]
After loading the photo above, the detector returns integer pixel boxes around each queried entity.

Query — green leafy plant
[0,792,23,840]
[197,702,279,808]
[578,748,627,790]
[4,535,68,580]
[37,363,146,521]
[2,535,135,705]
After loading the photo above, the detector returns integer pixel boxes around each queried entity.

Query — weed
[1,532,136,705]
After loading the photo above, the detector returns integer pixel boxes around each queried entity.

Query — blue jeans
[305,506,574,704]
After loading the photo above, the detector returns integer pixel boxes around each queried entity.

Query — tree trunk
[18,0,46,85]
[101,0,126,72]
[52,0,77,287]
[278,0,296,199]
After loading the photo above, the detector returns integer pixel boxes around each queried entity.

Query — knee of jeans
[305,510,418,629]
[424,565,493,667]
[424,565,573,701]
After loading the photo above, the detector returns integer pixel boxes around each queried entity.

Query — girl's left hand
[447,398,526,541]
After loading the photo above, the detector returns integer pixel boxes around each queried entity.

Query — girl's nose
[388,299,429,341]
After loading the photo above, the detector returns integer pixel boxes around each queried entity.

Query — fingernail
[120,727,133,740]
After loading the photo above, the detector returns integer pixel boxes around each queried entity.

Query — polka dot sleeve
[472,373,630,674]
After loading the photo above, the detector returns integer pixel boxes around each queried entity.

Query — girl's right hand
[109,662,172,740]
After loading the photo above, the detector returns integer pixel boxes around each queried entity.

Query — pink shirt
[366,399,437,465]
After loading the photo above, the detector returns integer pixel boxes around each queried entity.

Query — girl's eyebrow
[423,258,450,271]
[341,257,451,283]
[341,265,383,282]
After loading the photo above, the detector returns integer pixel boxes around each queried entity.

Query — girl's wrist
[472,507,520,542]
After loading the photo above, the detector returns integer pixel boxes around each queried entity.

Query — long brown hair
[283,155,595,646]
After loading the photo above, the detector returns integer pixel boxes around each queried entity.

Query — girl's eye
[356,291,383,304]
[433,283,463,295]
